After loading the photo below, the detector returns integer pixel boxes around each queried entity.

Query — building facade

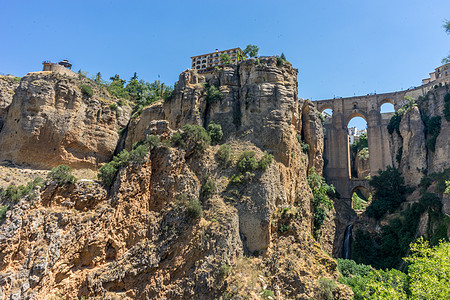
[191,48,245,74]
[422,62,450,85]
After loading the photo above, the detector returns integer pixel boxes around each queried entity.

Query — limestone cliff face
[390,86,449,186]
[0,76,20,131]
[0,73,131,169]
[0,59,351,299]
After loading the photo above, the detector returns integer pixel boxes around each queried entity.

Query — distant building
[422,62,450,85]
[42,59,75,77]
[191,48,245,74]
[348,127,366,145]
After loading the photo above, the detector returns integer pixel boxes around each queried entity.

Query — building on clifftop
[191,48,245,74]
[41,59,76,77]
[422,62,450,85]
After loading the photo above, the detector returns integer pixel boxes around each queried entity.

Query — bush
[422,114,441,152]
[130,145,148,164]
[444,93,450,122]
[48,165,77,186]
[202,179,216,199]
[206,85,223,103]
[279,224,290,232]
[98,162,118,187]
[258,151,273,170]
[187,199,203,219]
[216,144,231,165]
[109,103,118,111]
[318,278,337,300]
[237,151,258,173]
[175,124,211,154]
[207,121,223,144]
[145,135,160,148]
[307,167,334,238]
[0,205,8,223]
[81,85,93,97]
[366,166,407,220]
[0,177,43,205]
[387,96,416,135]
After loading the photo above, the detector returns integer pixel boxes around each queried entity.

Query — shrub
[109,103,118,111]
[0,205,8,222]
[307,167,334,238]
[0,177,43,205]
[387,96,416,135]
[219,264,231,278]
[237,151,258,173]
[81,85,93,97]
[258,151,273,170]
[396,146,403,164]
[206,85,223,103]
[444,93,450,122]
[130,145,148,164]
[187,198,203,219]
[98,162,118,187]
[297,134,310,152]
[318,278,337,300]
[48,165,77,185]
[366,166,407,220]
[207,121,223,144]
[422,114,441,152]
[202,179,216,199]
[279,224,290,232]
[216,144,231,165]
[175,124,211,154]
[145,135,160,148]
[171,132,183,147]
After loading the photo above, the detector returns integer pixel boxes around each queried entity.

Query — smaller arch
[319,104,333,113]
[380,98,394,106]
[346,111,367,127]
[350,185,371,211]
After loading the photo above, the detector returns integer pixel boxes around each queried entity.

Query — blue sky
[1,0,449,128]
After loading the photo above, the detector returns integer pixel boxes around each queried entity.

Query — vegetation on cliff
[339,237,450,300]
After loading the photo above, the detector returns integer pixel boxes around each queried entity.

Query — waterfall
[343,224,353,259]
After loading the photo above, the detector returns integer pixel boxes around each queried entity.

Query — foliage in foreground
[339,237,450,300]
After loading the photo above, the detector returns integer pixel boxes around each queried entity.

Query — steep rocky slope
[0,72,131,170]
[0,58,351,299]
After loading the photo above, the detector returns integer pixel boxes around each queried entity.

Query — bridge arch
[312,86,429,200]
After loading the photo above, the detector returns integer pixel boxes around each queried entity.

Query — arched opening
[351,186,371,211]
[319,105,333,124]
[347,115,369,179]
[380,101,395,114]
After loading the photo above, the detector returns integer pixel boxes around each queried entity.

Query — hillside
[0,58,352,299]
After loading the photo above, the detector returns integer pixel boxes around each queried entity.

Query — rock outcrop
[0,59,351,299]
[0,75,20,131]
[0,72,131,169]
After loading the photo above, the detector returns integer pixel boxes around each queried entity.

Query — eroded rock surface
[0,73,131,169]
[0,59,351,299]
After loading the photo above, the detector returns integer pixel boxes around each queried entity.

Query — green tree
[219,53,231,64]
[95,72,102,84]
[243,44,259,58]
[207,121,223,145]
[47,165,77,186]
[280,53,286,61]
[367,166,407,219]
[405,237,450,299]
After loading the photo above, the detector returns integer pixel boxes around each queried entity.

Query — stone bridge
[313,83,434,203]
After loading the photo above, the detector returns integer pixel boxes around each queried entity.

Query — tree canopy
[243,44,259,58]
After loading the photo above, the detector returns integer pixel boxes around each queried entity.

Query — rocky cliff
[0,58,351,299]
[0,75,20,132]
[0,72,131,170]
